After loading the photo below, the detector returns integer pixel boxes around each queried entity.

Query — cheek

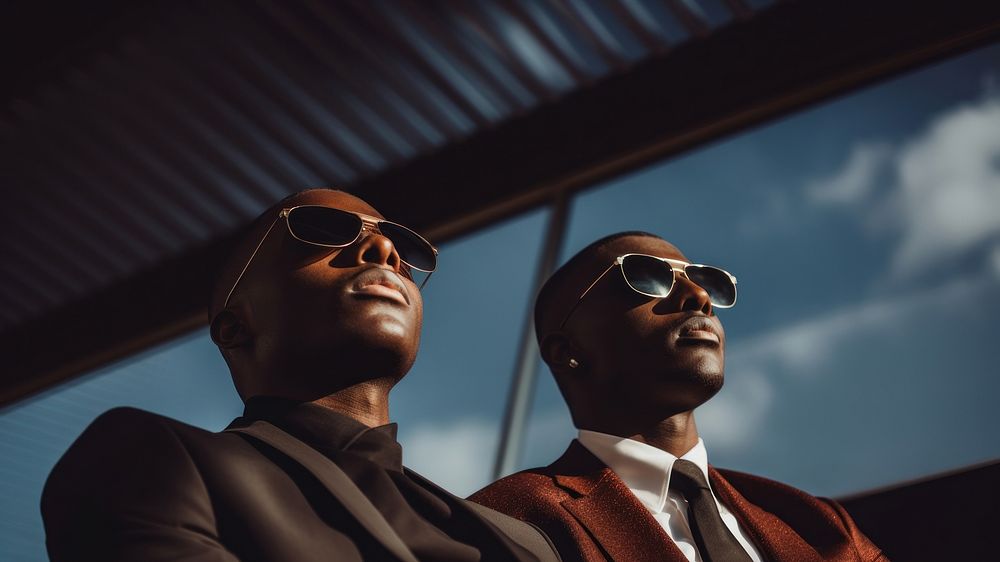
[412,297,423,335]
[366,316,410,341]
[252,264,343,331]
[578,309,647,369]
[401,290,424,348]
[621,304,665,345]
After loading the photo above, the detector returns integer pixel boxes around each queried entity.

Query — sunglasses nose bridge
[669,270,714,314]
[358,217,382,236]
[356,219,400,255]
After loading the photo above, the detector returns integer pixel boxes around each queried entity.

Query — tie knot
[670,459,710,496]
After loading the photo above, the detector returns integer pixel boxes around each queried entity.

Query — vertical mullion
[493,191,571,480]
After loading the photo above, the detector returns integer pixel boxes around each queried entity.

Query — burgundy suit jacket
[470,441,886,562]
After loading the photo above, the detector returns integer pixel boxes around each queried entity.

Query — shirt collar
[242,395,403,472]
[577,429,711,513]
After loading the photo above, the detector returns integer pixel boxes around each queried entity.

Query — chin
[679,351,725,383]
[694,371,725,399]
[280,330,415,381]
[336,342,415,381]
[647,366,725,411]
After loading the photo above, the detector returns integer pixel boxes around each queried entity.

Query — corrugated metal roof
[0,0,767,334]
[4,0,997,406]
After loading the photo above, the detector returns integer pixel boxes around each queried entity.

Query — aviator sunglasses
[559,253,737,329]
[223,205,438,308]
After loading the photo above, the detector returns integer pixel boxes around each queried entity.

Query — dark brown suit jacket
[470,440,886,562]
[42,407,559,562]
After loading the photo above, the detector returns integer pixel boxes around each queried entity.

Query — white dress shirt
[577,430,763,562]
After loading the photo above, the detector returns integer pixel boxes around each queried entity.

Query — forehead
[536,234,689,336]
[598,235,687,264]
[285,189,383,218]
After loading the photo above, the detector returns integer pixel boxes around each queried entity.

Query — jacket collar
[551,440,829,562]
[551,440,689,561]
[225,419,420,562]
[228,419,552,562]
[241,396,403,472]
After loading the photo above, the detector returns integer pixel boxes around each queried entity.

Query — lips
[351,267,410,305]
[675,315,721,344]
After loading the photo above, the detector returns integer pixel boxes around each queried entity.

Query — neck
[626,411,700,457]
[584,410,700,457]
[311,377,395,427]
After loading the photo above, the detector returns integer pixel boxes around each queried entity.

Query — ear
[210,309,253,349]
[540,331,584,375]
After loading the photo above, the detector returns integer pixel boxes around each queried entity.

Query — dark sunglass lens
[686,265,737,307]
[621,255,674,297]
[378,222,437,272]
[287,207,362,246]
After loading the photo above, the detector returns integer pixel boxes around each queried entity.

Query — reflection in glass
[521,43,1000,497]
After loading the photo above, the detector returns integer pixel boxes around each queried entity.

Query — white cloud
[807,141,893,204]
[398,407,578,495]
[806,92,1000,282]
[890,97,1000,277]
[728,273,992,374]
[991,244,1000,278]
[399,417,498,497]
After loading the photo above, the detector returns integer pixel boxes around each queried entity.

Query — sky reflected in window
[522,42,1000,496]
[1,40,997,562]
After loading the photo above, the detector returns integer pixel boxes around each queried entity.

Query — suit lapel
[553,441,688,562]
[226,421,419,562]
[709,467,824,562]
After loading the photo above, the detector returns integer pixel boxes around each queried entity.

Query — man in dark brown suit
[42,189,559,562]
[470,232,885,562]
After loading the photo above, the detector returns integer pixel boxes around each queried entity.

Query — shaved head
[207,187,421,402]
[534,231,661,347]
[534,231,726,434]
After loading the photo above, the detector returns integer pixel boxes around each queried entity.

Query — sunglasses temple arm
[419,270,434,290]
[222,215,282,310]
[558,262,617,330]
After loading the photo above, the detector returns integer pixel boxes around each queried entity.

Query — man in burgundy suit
[470,232,886,562]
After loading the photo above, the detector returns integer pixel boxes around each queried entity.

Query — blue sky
[404,42,1000,497]
[1,41,997,562]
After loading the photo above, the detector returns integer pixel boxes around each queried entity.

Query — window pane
[522,42,1000,497]
[0,334,240,562]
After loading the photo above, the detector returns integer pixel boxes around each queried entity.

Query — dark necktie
[670,459,754,562]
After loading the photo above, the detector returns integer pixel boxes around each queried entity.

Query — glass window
[0,334,240,562]
[521,42,1000,497]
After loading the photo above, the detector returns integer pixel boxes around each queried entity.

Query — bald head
[534,231,663,346]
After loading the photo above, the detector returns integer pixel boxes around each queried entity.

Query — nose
[671,274,713,315]
[350,231,403,272]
